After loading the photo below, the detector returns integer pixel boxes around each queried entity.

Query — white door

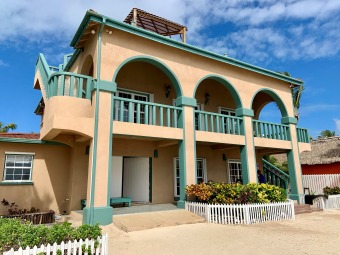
[123,157,149,202]
[110,156,123,198]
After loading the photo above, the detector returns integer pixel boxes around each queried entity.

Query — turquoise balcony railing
[262,158,289,194]
[296,127,309,143]
[47,72,94,99]
[253,120,289,141]
[113,96,182,128]
[195,110,243,135]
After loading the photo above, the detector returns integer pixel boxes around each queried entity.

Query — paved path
[102,210,340,255]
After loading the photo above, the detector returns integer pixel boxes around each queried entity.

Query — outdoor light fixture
[222,153,227,161]
[165,85,171,98]
[205,93,210,105]
[91,30,96,34]
[154,149,158,158]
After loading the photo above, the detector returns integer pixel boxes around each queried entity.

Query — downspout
[89,16,107,225]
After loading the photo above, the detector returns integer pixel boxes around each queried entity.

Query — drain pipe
[89,16,107,225]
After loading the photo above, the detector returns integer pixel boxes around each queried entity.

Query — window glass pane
[22,175,30,180]
[5,175,14,180]
[4,154,33,181]
[13,175,22,180]
[14,169,22,175]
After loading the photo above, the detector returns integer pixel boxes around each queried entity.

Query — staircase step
[294,204,322,214]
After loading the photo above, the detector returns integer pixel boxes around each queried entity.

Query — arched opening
[112,56,182,126]
[193,75,242,133]
[251,89,288,120]
[81,55,94,77]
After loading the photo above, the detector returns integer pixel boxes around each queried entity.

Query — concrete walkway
[112,209,205,232]
[60,204,205,232]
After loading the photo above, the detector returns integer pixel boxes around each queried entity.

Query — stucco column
[236,108,257,183]
[83,81,116,225]
[176,96,197,208]
[282,117,303,201]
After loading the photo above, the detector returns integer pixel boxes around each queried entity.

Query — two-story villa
[0,9,311,225]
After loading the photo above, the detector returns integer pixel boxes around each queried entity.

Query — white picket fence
[302,174,340,195]
[4,234,108,255]
[185,200,295,225]
[310,195,340,210]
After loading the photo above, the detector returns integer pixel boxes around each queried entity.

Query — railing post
[236,108,257,183]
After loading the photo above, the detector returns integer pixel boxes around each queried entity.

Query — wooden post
[133,8,137,26]
[182,28,187,43]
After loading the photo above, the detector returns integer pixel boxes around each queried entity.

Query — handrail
[35,53,52,92]
[296,127,309,143]
[262,159,289,179]
[113,96,182,128]
[194,110,243,135]
[262,158,289,193]
[253,120,289,141]
[46,72,94,99]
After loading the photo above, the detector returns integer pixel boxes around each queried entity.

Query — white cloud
[1,0,340,64]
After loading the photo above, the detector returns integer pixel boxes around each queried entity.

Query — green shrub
[186,182,287,204]
[0,218,102,253]
[323,186,340,195]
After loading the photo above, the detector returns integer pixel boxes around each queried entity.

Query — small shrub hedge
[186,182,287,204]
[0,218,102,253]
[323,186,340,196]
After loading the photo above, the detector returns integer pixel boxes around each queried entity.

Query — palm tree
[318,130,336,139]
[277,71,304,121]
[0,122,17,132]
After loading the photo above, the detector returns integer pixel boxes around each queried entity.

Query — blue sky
[0,0,339,138]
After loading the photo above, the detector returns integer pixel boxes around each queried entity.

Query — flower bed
[2,211,55,225]
[186,182,287,204]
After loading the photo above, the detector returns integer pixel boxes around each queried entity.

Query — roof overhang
[69,10,304,86]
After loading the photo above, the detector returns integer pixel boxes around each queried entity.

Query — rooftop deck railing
[195,110,243,135]
[47,72,94,99]
[113,96,182,128]
[296,127,309,143]
[253,120,289,141]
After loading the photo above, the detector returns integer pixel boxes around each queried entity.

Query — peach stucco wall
[0,142,71,215]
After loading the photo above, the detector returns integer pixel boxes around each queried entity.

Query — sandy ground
[102,210,340,255]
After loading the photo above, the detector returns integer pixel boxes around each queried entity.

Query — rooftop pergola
[124,8,188,43]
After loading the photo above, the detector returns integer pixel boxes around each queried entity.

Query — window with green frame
[173,158,207,197]
[3,153,34,181]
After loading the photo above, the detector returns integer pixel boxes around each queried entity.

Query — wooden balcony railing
[296,127,309,143]
[113,96,182,128]
[195,110,243,135]
[253,120,289,141]
[47,72,94,99]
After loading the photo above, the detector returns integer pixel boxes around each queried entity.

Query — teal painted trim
[71,11,303,86]
[0,182,34,186]
[281,117,297,125]
[175,96,197,107]
[193,108,197,185]
[107,95,114,206]
[64,49,81,72]
[82,206,113,225]
[178,107,187,207]
[149,157,152,203]
[0,137,67,146]
[240,117,253,184]
[88,17,106,226]
[235,108,254,117]
[193,74,243,109]
[250,88,289,118]
[177,200,185,209]
[93,80,117,93]
[112,55,183,98]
